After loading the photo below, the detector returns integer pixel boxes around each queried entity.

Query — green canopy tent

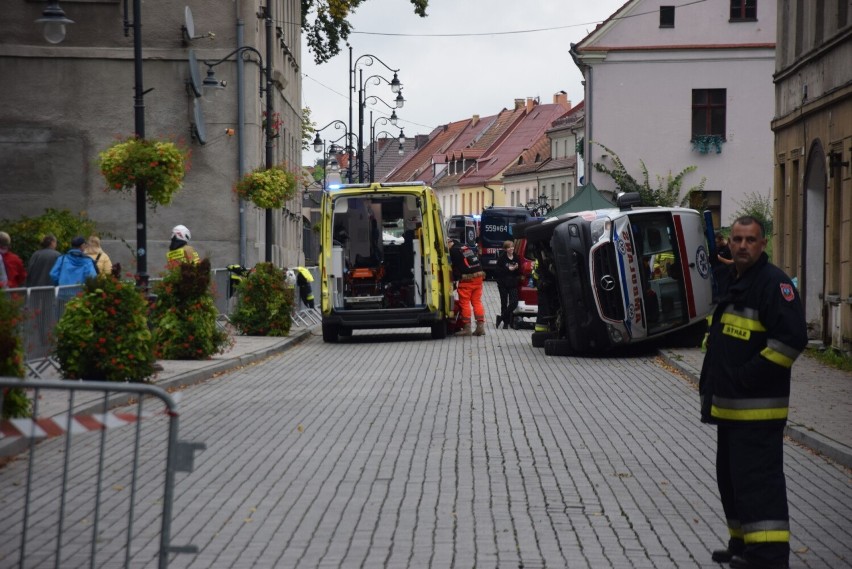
[546,182,613,217]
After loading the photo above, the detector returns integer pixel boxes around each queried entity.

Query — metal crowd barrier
[0,378,205,568]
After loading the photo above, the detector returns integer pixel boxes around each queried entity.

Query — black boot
[495,315,502,328]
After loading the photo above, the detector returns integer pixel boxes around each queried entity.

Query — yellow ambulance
[319,182,454,342]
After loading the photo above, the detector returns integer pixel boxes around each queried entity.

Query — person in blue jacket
[50,236,98,299]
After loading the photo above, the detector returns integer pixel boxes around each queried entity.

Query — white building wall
[588,49,775,223]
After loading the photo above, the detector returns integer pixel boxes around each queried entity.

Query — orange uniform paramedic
[448,238,486,337]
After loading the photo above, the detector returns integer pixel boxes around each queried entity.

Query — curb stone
[657,349,852,468]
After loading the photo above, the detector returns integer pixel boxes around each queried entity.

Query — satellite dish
[185,7,195,38]
[182,6,201,43]
[192,98,207,145]
[187,49,202,97]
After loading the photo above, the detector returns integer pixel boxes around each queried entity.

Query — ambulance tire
[431,319,448,340]
[544,338,573,357]
[531,331,557,348]
[339,327,353,338]
[322,322,339,343]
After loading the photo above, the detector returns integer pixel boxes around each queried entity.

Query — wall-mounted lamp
[36,1,74,44]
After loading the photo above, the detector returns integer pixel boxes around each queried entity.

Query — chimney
[526,97,538,112]
[553,90,571,108]
[514,98,525,110]
[471,114,479,127]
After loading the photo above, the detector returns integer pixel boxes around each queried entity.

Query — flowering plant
[98,137,190,207]
[0,292,30,418]
[234,165,297,209]
[261,111,283,138]
[150,258,232,359]
[54,274,156,382]
[229,263,293,336]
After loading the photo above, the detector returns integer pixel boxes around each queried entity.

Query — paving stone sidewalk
[659,345,852,468]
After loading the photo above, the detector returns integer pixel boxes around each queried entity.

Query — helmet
[171,225,191,241]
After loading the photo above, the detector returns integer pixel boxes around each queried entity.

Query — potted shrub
[229,263,293,336]
[98,137,190,207]
[150,259,232,359]
[54,274,156,382]
[234,165,297,209]
[0,292,30,418]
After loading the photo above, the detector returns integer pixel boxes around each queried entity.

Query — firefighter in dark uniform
[700,216,807,569]
[295,266,315,309]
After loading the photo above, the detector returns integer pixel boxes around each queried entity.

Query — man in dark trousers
[700,216,807,569]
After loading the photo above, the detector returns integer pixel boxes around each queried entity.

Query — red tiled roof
[384,119,470,183]
[503,137,551,176]
[457,102,572,187]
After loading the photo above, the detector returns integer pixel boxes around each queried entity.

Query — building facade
[571,0,777,228]
[772,0,852,351]
[0,0,304,273]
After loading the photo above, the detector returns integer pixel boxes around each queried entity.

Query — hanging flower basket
[98,137,190,207]
[234,165,297,209]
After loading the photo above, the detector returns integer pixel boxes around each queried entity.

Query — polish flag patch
[780,283,795,302]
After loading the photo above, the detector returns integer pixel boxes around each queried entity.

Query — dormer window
[730,0,756,21]
[660,6,675,27]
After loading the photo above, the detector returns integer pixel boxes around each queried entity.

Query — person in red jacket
[0,231,26,288]
[700,216,808,569]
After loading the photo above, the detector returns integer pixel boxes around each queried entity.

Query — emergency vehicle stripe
[761,339,801,368]
[672,215,696,318]
[720,312,767,332]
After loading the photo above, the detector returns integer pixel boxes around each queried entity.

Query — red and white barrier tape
[1,411,157,440]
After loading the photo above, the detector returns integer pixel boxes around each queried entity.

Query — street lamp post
[358,74,405,183]
[369,112,406,183]
[312,120,349,184]
[348,47,402,183]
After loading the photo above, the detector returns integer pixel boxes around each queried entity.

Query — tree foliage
[731,191,773,236]
[302,106,315,151]
[301,0,429,65]
[592,142,706,208]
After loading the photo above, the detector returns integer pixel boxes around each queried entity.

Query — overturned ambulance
[520,193,714,355]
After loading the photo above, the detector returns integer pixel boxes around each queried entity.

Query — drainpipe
[569,42,591,186]
[236,1,247,266]
[484,184,497,207]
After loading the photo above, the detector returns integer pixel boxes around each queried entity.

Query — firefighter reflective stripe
[297,267,314,282]
[711,396,789,421]
[760,338,801,368]
[166,247,199,263]
[534,324,549,332]
[719,308,766,332]
[742,520,790,544]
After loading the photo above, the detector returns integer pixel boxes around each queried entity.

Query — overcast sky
[300,0,628,166]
